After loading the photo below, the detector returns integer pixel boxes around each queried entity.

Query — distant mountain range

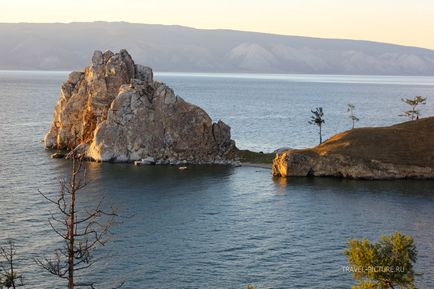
[1,22,434,75]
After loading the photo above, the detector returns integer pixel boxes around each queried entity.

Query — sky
[2,0,434,49]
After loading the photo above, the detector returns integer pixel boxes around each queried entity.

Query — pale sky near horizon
[2,0,434,49]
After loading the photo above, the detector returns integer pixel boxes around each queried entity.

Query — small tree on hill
[309,107,325,144]
[36,156,120,289]
[347,103,359,129]
[345,232,417,289]
[400,96,426,120]
[0,241,23,289]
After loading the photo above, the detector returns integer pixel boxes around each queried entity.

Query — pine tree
[400,96,427,120]
[345,232,417,289]
[309,107,325,144]
[347,103,360,129]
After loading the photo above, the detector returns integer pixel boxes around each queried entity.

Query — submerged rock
[134,157,156,166]
[45,50,236,164]
[273,117,434,179]
[50,152,65,159]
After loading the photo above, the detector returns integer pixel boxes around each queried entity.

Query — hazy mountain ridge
[1,22,434,75]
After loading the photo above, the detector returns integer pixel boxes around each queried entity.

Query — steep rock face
[45,50,136,149]
[45,50,236,163]
[272,118,434,179]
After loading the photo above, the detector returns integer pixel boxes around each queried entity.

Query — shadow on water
[49,158,235,184]
[272,175,434,197]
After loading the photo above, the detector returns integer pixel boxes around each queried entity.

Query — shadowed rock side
[273,117,434,179]
[45,49,236,164]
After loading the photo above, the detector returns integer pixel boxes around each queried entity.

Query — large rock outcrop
[45,50,236,164]
[273,118,434,179]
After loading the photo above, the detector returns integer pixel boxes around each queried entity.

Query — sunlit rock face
[45,50,236,163]
[272,117,434,179]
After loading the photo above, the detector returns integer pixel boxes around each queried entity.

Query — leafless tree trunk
[0,240,23,288]
[36,155,120,289]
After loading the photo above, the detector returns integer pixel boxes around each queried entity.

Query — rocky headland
[45,49,237,165]
[273,117,434,179]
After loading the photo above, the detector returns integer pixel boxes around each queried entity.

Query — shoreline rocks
[134,157,156,166]
[45,49,237,165]
[50,152,66,159]
[272,117,434,179]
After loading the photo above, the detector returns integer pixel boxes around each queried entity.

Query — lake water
[0,71,433,288]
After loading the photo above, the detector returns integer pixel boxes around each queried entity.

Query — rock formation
[273,117,434,179]
[45,50,237,164]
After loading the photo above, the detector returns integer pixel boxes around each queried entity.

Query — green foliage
[308,107,325,144]
[347,103,360,129]
[237,149,275,164]
[351,280,377,289]
[400,96,427,120]
[345,232,417,289]
[309,107,325,126]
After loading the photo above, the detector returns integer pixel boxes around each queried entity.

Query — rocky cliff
[45,50,236,164]
[272,118,434,179]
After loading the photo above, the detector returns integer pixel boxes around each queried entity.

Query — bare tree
[0,241,23,289]
[347,103,359,129]
[36,155,119,289]
[309,107,325,144]
[400,96,427,120]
